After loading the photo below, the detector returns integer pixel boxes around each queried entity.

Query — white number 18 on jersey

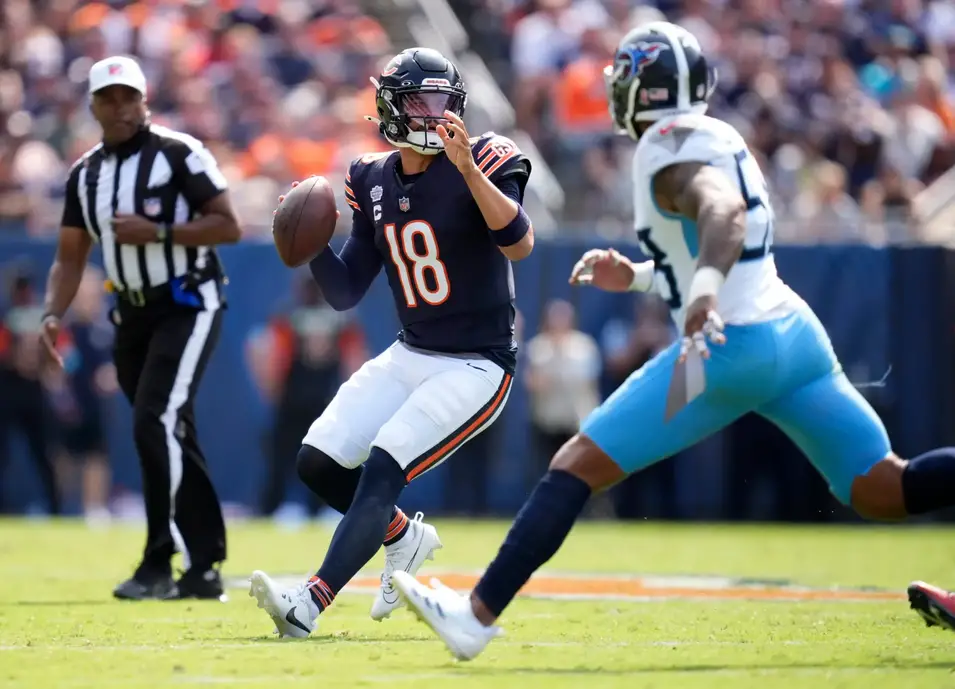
[385,221,451,307]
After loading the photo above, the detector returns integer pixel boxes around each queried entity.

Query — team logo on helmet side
[381,56,401,77]
[614,41,670,81]
[632,41,670,75]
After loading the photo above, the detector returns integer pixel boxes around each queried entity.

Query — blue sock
[902,447,955,514]
[474,470,591,617]
[314,447,407,597]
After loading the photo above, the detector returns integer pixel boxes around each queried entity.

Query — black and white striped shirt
[62,124,228,292]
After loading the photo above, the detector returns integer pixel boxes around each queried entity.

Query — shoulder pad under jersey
[470,132,531,183]
[635,114,746,177]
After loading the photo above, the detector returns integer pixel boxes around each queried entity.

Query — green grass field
[2,519,955,688]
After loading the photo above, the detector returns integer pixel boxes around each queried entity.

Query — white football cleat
[392,570,501,661]
[370,512,443,621]
[249,570,317,639]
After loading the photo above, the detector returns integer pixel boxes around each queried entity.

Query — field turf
[2,519,955,688]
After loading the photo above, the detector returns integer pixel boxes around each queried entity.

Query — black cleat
[113,572,178,601]
[172,566,227,601]
[908,581,955,631]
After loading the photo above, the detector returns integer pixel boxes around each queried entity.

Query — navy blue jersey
[343,133,530,373]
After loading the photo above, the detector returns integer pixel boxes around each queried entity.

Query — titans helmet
[604,22,718,140]
[367,48,467,155]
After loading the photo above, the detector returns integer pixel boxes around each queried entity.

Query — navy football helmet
[604,22,718,140]
[366,48,467,155]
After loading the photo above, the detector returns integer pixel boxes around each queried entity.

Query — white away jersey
[632,114,802,331]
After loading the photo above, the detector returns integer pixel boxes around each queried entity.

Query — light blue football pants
[582,308,890,504]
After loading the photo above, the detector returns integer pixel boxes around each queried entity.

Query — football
[272,176,338,268]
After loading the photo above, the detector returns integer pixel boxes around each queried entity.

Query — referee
[39,56,241,600]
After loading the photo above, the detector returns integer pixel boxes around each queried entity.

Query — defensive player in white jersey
[392,21,955,658]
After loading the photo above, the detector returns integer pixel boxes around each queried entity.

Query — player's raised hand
[569,248,637,292]
[679,295,725,362]
[437,111,478,177]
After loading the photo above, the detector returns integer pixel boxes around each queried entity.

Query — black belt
[112,263,224,308]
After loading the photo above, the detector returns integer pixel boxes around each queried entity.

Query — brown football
[272,176,338,268]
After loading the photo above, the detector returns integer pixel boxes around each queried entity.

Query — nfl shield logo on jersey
[143,198,162,217]
[398,196,411,212]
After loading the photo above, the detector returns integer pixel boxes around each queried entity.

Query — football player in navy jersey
[250,47,533,637]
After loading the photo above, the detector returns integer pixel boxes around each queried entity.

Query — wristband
[627,260,655,292]
[491,206,531,247]
[687,266,725,303]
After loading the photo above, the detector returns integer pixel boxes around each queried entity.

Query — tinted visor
[401,90,465,131]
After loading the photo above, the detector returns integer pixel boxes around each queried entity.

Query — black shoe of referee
[172,566,226,601]
[113,567,178,601]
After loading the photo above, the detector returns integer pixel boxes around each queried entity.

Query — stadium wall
[1,237,948,517]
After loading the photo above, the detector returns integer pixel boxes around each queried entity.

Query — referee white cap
[88,56,147,96]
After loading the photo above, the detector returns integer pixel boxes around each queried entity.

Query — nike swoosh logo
[285,606,311,634]
[381,538,426,606]
[404,536,425,575]
[466,362,487,372]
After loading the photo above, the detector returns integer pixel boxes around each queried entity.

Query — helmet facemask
[367,77,467,155]
[604,56,640,140]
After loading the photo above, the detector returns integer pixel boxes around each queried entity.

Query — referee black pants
[114,294,226,575]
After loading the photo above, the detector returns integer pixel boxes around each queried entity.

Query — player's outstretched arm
[308,211,383,311]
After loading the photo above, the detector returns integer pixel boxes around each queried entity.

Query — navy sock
[297,445,406,541]
[314,447,408,595]
[902,447,955,514]
[474,470,591,617]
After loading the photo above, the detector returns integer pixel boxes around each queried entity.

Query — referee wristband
[687,266,726,303]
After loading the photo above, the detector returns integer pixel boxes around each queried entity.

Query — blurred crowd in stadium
[0,0,394,237]
[1,0,954,241]
[458,0,955,239]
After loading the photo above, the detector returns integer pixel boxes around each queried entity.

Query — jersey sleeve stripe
[480,149,518,177]
[345,197,361,211]
[344,183,357,200]
[345,169,352,182]
[476,140,496,159]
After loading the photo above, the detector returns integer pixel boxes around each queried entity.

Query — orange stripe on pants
[406,374,512,481]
